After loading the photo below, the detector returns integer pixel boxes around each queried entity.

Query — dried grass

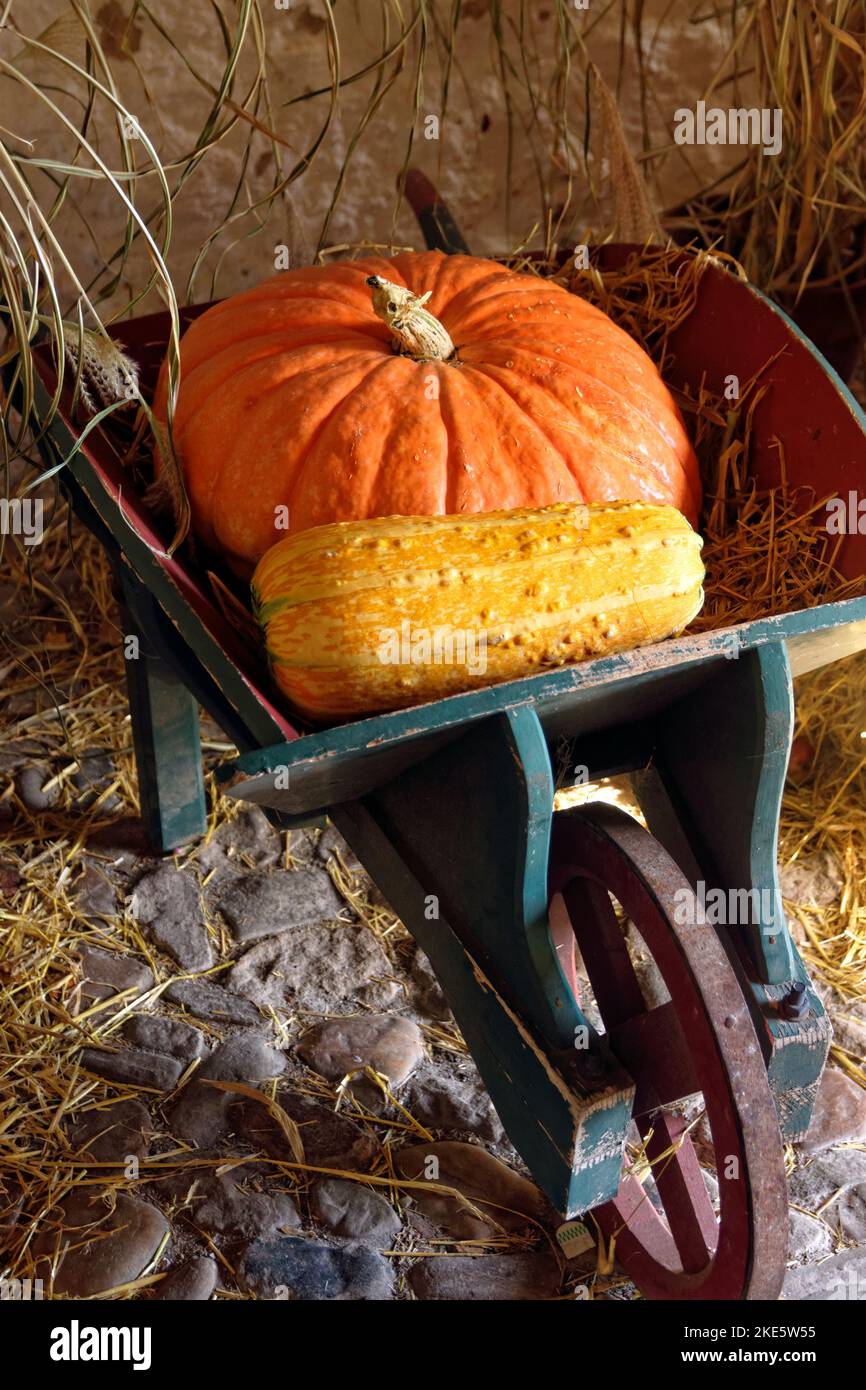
[679,0,866,299]
[0,534,529,1294]
[564,244,865,627]
[780,649,866,1051]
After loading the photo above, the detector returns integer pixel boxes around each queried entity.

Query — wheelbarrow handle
[403,167,471,256]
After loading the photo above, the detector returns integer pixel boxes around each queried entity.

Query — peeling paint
[469,949,634,1175]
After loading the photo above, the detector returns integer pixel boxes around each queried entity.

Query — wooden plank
[751,967,832,1142]
[333,790,634,1216]
[787,616,866,676]
[632,749,832,1139]
[220,599,866,818]
[357,707,584,1051]
[646,643,796,984]
[121,605,207,850]
[404,169,471,255]
[608,1003,701,1117]
[660,252,866,583]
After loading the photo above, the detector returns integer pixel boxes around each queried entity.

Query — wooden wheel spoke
[609,1172,680,1269]
[560,876,646,1029]
[608,1002,701,1115]
[547,892,580,1002]
[641,1113,717,1273]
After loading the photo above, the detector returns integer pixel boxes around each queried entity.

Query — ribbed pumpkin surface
[154,252,700,577]
[253,501,705,721]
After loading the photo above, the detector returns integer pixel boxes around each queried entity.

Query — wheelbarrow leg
[630,642,832,1143]
[120,601,207,852]
[333,705,636,1218]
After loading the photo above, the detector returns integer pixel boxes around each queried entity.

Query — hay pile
[565,244,865,629]
[782,650,866,1088]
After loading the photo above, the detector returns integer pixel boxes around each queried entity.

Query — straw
[564,244,864,627]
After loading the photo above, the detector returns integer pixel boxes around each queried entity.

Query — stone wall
[1,1,745,310]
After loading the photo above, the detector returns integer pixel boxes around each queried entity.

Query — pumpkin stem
[366,275,455,362]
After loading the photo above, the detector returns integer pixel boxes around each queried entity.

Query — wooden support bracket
[333,706,635,1216]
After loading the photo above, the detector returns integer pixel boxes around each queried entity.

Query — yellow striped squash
[252,500,705,722]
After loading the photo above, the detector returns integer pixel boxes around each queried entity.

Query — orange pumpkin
[154,252,700,577]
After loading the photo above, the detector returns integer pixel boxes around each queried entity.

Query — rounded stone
[69,1099,153,1162]
[394,1141,546,1240]
[238,1236,393,1301]
[801,1068,866,1154]
[403,1065,505,1144]
[199,1030,287,1082]
[299,1015,424,1089]
[310,1178,401,1246]
[155,1255,219,1301]
[409,1252,560,1301]
[228,926,399,1014]
[34,1192,169,1297]
[167,1080,233,1148]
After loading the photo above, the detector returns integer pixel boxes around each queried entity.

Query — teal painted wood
[751,968,832,1142]
[506,707,577,1045]
[317,642,824,1155]
[333,785,634,1217]
[220,599,866,820]
[120,601,207,849]
[219,621,856,1143]
[619,646,831,1139]
[361,708,589,1050]
[645,643,795,985]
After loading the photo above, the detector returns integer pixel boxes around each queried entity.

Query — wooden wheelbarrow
[27,178,866,1300]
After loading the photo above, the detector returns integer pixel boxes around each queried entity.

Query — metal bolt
[781,981,808,1020]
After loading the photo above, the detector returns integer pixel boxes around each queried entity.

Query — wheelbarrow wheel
[548,802,789,1301]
